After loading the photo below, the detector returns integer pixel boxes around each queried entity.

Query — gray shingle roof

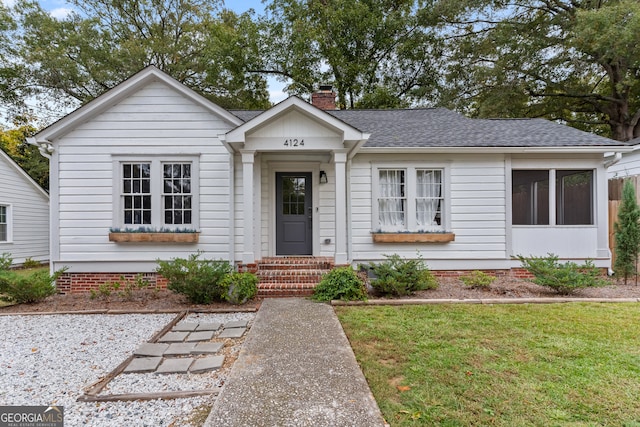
[230,107,620,148]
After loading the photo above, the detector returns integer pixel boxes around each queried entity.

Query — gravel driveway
[0,312,254,426]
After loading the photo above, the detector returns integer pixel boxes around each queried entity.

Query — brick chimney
[311,85,337,110]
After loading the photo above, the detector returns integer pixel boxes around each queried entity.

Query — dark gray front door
[276,172,312,255]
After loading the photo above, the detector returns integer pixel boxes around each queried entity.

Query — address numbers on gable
[284,138,304,147]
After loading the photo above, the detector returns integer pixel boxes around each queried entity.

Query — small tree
[614,180,640,284]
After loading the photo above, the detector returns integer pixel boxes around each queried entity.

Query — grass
[336,303,640,426]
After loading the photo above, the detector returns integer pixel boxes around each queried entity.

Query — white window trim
[372,163,451,232]
[0,203,12,243]
[112,156,200,231]
[511,167,596,228]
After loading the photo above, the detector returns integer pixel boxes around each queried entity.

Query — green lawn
[336,303,640,426]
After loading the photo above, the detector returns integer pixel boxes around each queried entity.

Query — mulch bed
[2,277,640,314]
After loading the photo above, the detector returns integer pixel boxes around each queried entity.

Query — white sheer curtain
[416,170,441,228]
[378,169,405,228]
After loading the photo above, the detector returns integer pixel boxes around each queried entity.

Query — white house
[29,66,630,294]
[0,148,49,266]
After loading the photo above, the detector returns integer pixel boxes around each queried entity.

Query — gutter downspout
[27,137,54,160]
[604,152,622,169]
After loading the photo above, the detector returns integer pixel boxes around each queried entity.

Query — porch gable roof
[223,96,370,149]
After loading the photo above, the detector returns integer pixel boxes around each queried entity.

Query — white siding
[54,81,234,272]
[0,154,49,265]
[350,153,509,268]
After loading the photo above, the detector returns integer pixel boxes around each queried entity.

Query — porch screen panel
[163,163,192,225]
[122,163,151,225]
[378,169,406,228]
[512,170,549,225]
[416,169,442,229]
[556,170,593,225]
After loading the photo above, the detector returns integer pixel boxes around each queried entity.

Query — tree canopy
[441,0,640,140]
[261,0,439,109]
[8,0,270,121]
[0,0,639,141]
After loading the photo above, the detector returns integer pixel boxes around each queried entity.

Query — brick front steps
[255,257,335,297]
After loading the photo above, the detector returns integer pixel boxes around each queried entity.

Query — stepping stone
[134,343,169,357]
[156,357,194,374]
[219,327,246,338]
[195,322,222,331]
[224,320,248,329]
[190,355,225,373]
[164,343,196,356]
[158,331,189,343]
[192,342,224,354]
[173,322,199,332]
[186,331,215,342]
[124,357,162,373]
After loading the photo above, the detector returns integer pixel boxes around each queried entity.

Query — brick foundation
[56,272,167,294]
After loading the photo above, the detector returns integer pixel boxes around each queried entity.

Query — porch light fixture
[319,170,328,184]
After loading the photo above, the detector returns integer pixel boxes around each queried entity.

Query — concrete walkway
[205,298,386,427]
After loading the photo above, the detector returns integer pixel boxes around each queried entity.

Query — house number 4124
[284,138,304,147]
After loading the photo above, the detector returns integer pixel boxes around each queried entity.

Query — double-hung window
[0,205,8,242]
[512,169,593,225]
[115,157,198,230]
[374,165,447,232]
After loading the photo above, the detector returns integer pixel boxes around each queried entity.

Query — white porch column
[241,150,256,264]
[334,151,348,264]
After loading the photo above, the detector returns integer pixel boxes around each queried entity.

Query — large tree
[9,0,269,118]
[0,118,49,190]
[441,0,640,140]
[261,0,440,109]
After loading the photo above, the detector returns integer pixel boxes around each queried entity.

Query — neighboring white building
[29,66,630,293]
[0,148,50,266]
[607,137,640,179]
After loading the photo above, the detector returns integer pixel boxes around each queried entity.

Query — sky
[1,0,288,109]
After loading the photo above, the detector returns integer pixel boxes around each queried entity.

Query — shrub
[614,179,640,284]
[0,268,66,304]
[0,253,12,271]
[220,272,258,304]
[22,257,41,269]
[517,253,606,295]
[89,274,155,301]
[460,270,496,289]
[156,252,232,304]
[368,254,438,296]
[312,267,367,302]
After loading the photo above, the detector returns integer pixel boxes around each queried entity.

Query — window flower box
[109,231,199,243]
[371,232,455,243]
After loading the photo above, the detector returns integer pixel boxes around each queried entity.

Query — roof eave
[360,145,633,154]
